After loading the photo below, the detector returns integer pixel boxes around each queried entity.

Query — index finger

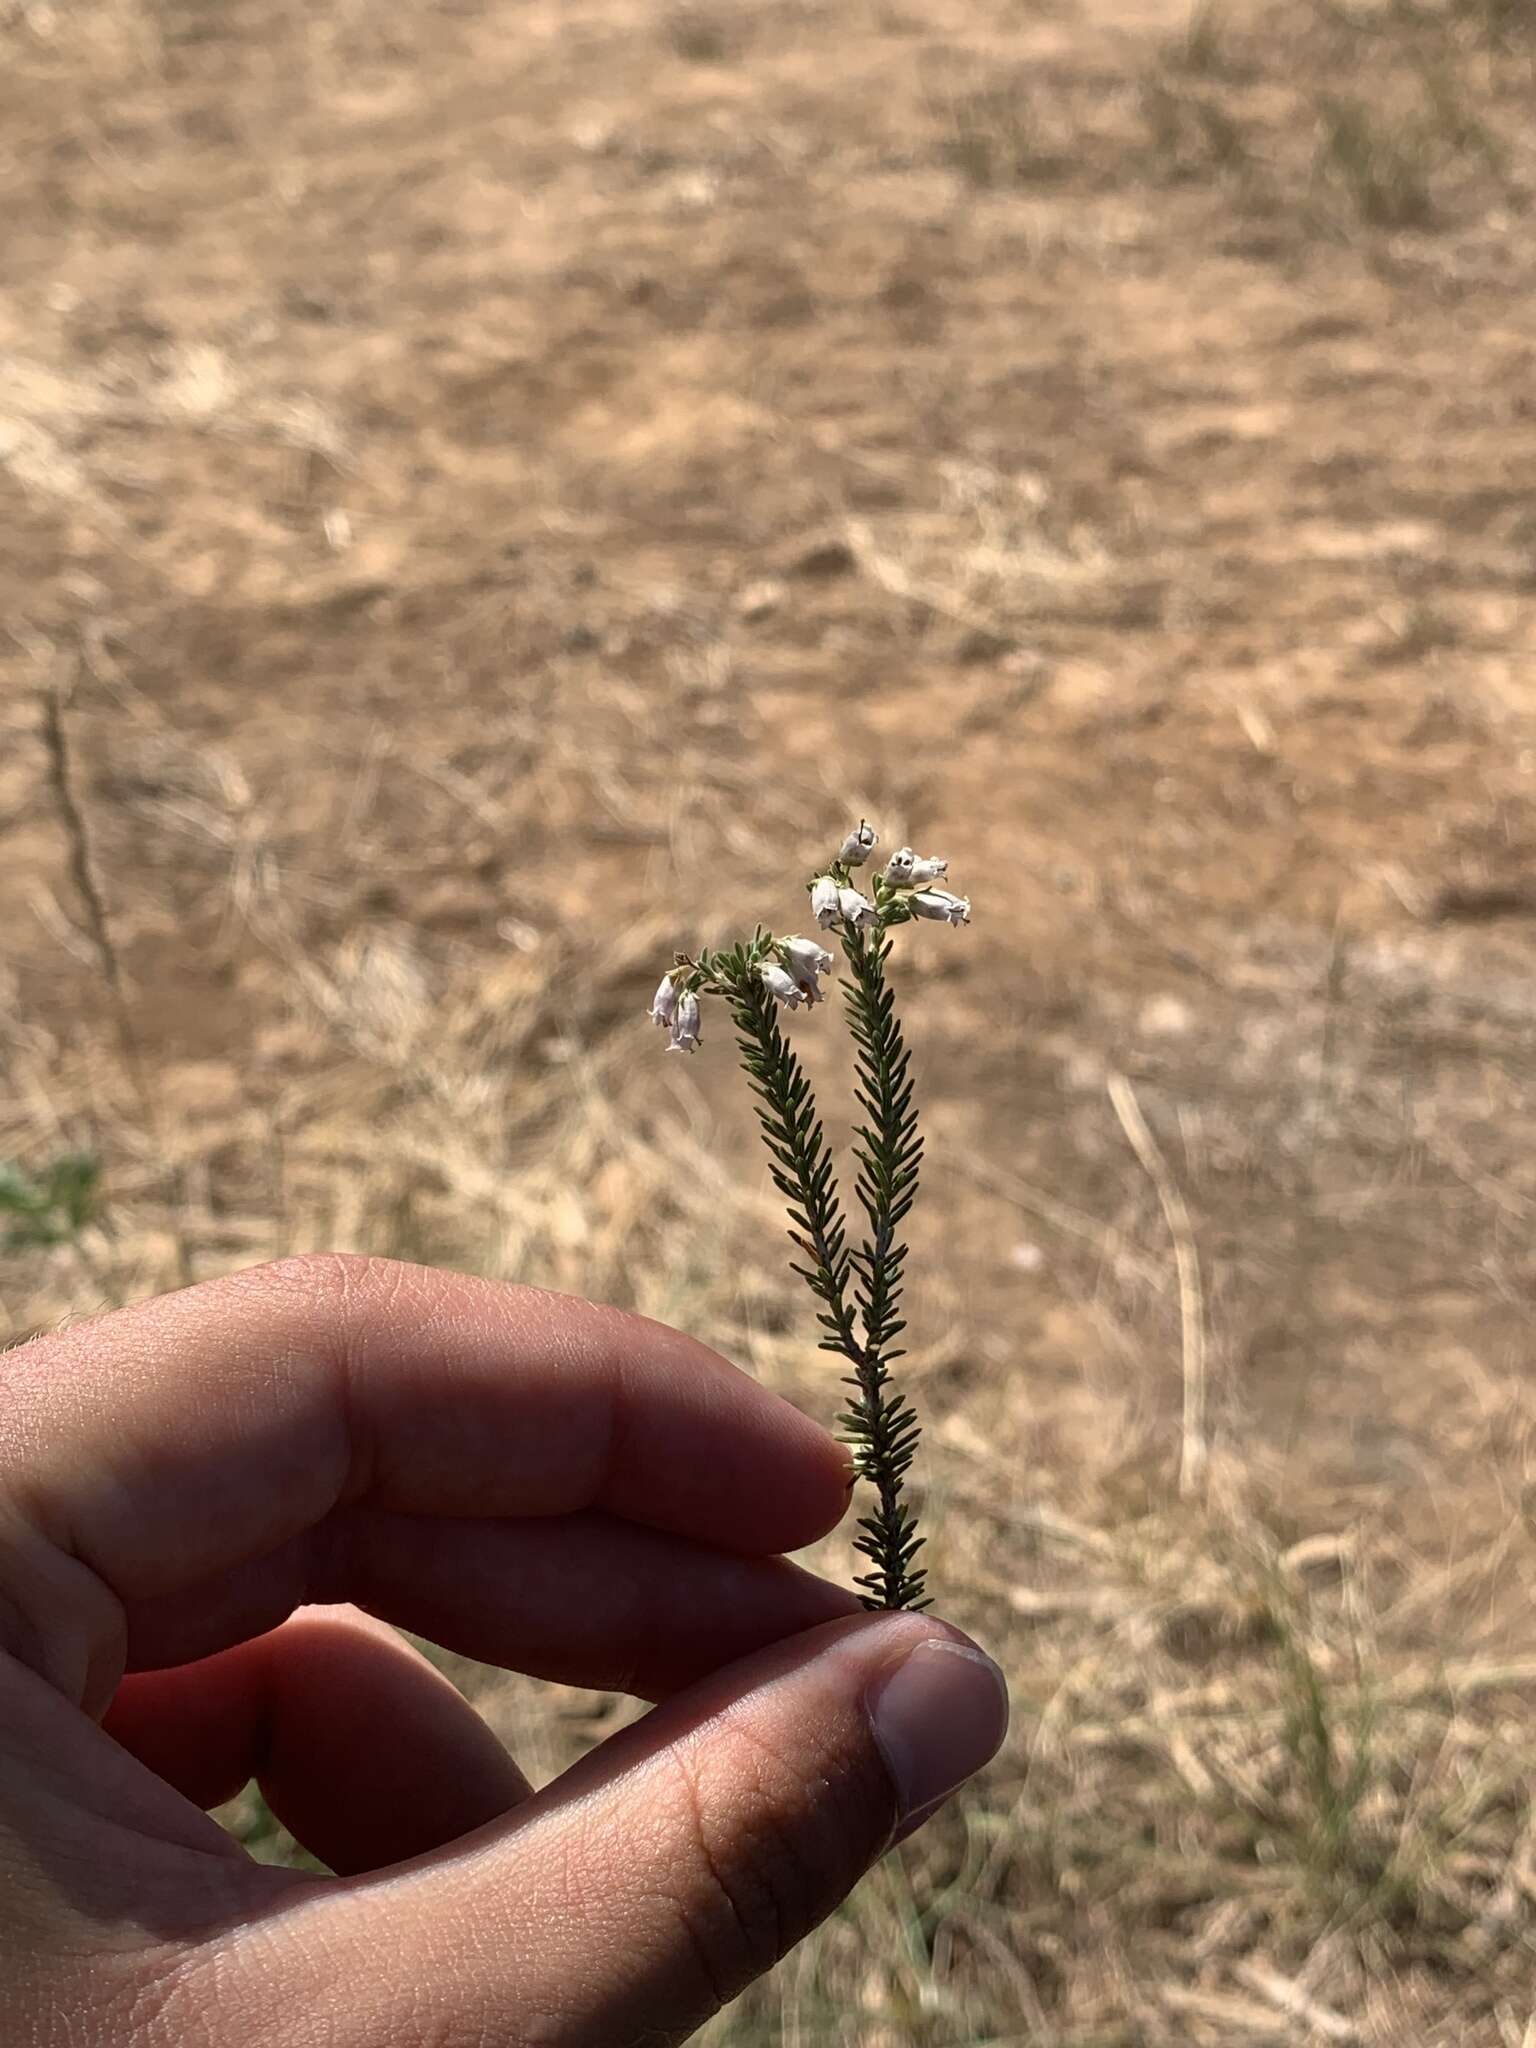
[0,1256,852,1698]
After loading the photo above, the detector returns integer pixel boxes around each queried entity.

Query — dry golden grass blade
[1232,1959,1359,2043]
[1108,1071,1210,1499]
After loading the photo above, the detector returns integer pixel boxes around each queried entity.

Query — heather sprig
[650,826,970,1611]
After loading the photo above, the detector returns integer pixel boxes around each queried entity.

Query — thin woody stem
[838,924,927,1611]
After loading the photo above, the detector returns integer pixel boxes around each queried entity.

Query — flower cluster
[811,839,970,938]
[649,974,700,1053]
[650,822,970,1052]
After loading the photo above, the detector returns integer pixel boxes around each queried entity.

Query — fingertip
[862,1630,1009,1841]
[261,1607,532,1870]
[762,1399,859,1546]
[605,1314,860,1553]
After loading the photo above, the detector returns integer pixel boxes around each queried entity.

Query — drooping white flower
[838,885,878,930]
[909,853,949,885]
[783,935,833,979]
[910,888,971,926]
[761,963,807,1009]
[884,847,916,883]
[838,821,878,867]
[781,935,833,1004]
[810,876,841,928]
[650,973,679,1028]
[666,990,703,1051]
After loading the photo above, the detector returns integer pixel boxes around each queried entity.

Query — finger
[234,1613,1010,2047]
[121,1511,861,1688]
[0,1255,852,1711]
[103,1606,531,1875]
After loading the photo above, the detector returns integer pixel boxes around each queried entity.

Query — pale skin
[0,1255,1008,2046]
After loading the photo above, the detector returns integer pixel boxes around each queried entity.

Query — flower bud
[838,886,878,930]
[910,888,970,926]
[838,822,878,867]
[810,876,841,928]
[666,991,703,1051]
[650,973,679,1028]
[761,963,807,1009]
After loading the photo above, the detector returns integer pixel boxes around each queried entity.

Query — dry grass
[4,0,1536,2037]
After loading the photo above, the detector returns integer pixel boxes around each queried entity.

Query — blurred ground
[4,0,1536,2039]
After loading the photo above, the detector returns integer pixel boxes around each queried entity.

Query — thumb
[246,1613,1008,2048]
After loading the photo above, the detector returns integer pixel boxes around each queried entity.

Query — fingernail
[865,1638,1009,1838]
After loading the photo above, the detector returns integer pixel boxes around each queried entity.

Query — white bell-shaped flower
[908,853,949,885]
[910,888,970,926]
[781,935,833,1004]
[666,991,703,1051]
[838,822,878,867]
[838,886,878,930]
[761,963,807,1010]
[650,973,679,1028]
[783,935,833,979]
[810,876,841,928]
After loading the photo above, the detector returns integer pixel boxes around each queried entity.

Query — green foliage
[837,929,928,1612]
[0,1153,100,1250]
[668,841,968,1608]
[714,903,932,1612]
[1280,1632,1377,1880]
[727,969,860,1363]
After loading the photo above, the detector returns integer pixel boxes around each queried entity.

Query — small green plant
[0,1152,100,1250]
[1280,1633,1377,1880]
[651,825,972,1611]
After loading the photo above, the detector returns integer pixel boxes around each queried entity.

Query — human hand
[0,1256,1007,2046]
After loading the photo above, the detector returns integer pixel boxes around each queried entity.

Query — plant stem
[729,943,929,1612]
[839,926,928,1611]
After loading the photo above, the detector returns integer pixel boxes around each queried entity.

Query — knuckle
[224,1254,425,1358]
[234,1250,383,1310]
